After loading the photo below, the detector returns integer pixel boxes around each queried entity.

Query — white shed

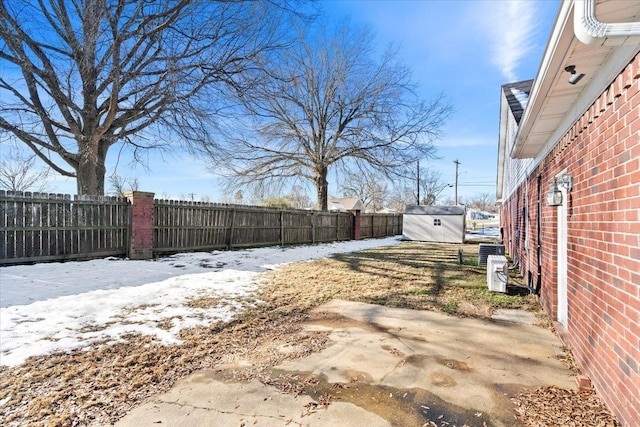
[402,205,466,243]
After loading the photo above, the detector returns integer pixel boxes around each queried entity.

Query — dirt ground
[0,241,620,426]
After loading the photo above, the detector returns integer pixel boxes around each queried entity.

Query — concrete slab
[491,309,538,325]
[115,300,575,427]
[114,370,390,427]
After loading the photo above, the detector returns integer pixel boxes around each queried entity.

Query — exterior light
[546,179,563,206]
[546,174,573,207]
[565,65,585,85]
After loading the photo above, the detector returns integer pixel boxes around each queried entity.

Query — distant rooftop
[329,198,365,211]
[502,79,533,125]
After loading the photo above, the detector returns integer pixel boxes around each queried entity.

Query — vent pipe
[574,0,640,46]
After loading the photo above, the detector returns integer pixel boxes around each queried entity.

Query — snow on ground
[465,227,500,240]
[0,237,402,367]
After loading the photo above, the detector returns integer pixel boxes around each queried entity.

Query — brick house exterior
[497,1,639,425]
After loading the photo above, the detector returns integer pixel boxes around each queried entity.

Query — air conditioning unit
[487,255,508,293]
[478,243,505,266]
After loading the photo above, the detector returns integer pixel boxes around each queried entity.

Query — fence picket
[0,192,130,265]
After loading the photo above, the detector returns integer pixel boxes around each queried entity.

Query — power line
[459,182,496,185]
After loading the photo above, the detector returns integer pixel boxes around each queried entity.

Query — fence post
[228,208,236,249]
[280,210,285,246]
[371,214,375,237]
[125,191,155,260]
[349,209,361,240]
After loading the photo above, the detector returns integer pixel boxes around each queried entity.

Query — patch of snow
[510,87,529,109]
[0,237,401,366]
[465,227,501,240]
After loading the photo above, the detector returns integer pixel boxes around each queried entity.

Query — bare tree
[0,0,304,195]
[468,192,497,212]
[386,184,414,212]
[0,145,51,192]
[107,174,138,197]
[261,197,291,209]
[340,170,389,212]
[384,167,450,211]
[233,190,244,205]
[419,169,451,205]
[384,167,449,211]
[215,21,451,210]
[286,185,311,209]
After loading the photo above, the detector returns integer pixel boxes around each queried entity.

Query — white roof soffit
[511,0,640,160]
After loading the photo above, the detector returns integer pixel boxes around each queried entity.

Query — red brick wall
[501,54,639,425]
[499,179,544,294]
[126,191,155,260]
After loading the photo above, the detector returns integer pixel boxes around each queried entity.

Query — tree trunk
[315,167,329,211]
[76,147,107,196]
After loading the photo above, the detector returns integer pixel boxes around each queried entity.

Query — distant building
[466,209,495,220]
[329,198,365,212]
[376,207,397,214]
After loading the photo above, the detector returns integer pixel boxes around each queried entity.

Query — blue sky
[34,0,560,202]
[319,0,559,203]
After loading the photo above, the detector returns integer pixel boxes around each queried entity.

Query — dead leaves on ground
[512,386,620,427]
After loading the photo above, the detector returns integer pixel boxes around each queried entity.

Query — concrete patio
[114,300,575,427]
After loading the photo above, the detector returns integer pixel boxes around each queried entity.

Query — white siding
[501,108,534,200]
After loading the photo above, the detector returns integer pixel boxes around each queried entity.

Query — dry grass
[264,242,540,317]
[0,241,618,426]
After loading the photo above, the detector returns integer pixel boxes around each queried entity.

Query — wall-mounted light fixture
[565,65,585,85]
[546,174,573,206]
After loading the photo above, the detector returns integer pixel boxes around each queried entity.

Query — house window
[434,219,442,226]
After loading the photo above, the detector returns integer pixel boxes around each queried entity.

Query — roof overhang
[496,80,533,200]
[496,92,509,200]
[511,0,640,160]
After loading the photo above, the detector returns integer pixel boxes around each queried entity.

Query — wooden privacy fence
[0,190,130,265]
[154,200,355,253]
[360,213,403,239]
[0,191,402,265]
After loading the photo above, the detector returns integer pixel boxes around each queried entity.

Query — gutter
[574,0,640,46]
[509,1,574,160]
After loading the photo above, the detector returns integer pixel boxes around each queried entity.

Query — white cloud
[475,0,539,82]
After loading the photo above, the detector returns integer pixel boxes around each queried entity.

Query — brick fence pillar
[125,191,155,260]
[350,209,361,240]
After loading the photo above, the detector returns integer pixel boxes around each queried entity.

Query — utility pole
[453,159,460,205]
[416,161,420,205]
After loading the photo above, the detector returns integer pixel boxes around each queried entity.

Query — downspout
[574,0,640,46]
[535,174,542,295]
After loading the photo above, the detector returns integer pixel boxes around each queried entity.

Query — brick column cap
[125,191,155,199]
